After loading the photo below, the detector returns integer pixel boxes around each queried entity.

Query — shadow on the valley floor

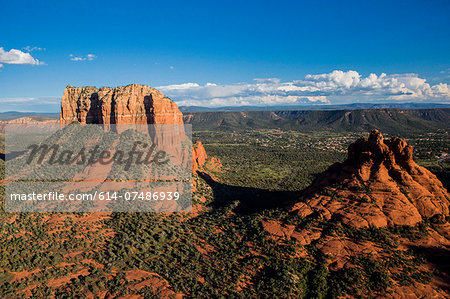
[197,171,302,215]
[409,244,450,291]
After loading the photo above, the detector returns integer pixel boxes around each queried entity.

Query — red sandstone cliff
[60,84,183,125]
[192,141,222,173]
[60,84,186,162]
[290,130,450,228]
[60,84,221,174]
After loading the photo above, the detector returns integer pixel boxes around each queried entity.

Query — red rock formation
[192,141,207,173]
[60,84,187,164]
[60,84,221,175]
[290,130,450,228]
[0,116,58,131]
[192,141,222,173]
[209,157,223,169]
[60,84,183,125]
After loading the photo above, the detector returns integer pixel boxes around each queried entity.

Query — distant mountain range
[2,104,449,137]
[0,111,59,120]
[1,102,449,119]
[179,102,450,112]
[183,108,450,136]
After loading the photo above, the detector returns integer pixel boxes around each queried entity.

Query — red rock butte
[60,83,189,168]
[60,84,183,125]
[290,129,450,228]
[59,83,221,174]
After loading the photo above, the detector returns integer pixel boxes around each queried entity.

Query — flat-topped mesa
[60,84,186,164]
[60,84,222,174]
[60,84,183,125]
[290,130,450,228]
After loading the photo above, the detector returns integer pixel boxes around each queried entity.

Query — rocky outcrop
[60,84,188,165]
[60,84,222,175]
[192,141,222,173]
[60,84,183,125]
[290,130,450,228]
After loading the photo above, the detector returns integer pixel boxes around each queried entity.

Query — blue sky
[1,0,450,111]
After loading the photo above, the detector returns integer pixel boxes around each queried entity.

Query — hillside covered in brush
[183,108,450,135]
[1,85,449,298]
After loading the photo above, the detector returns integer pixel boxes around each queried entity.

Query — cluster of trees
[0,127,447,297]
[195,131,346,192]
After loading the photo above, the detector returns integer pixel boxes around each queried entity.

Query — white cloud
[0,47,43,68]
[160,83,200,90]
[23,46,46,52]
[158,79,330,107]
[0,97,34,103]
[0,96,61,113]
[0,97,59,104]
[305,70,361,89]
[70,56,85,61]
[70,54,97,62]
[0,96,60,112]
[157,70,450,107]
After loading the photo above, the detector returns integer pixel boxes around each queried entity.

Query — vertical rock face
[60,84,183,125]
[192,141,208,173]
[192,141,222,173]
[60,84,221,175]
[60,84,187,167]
